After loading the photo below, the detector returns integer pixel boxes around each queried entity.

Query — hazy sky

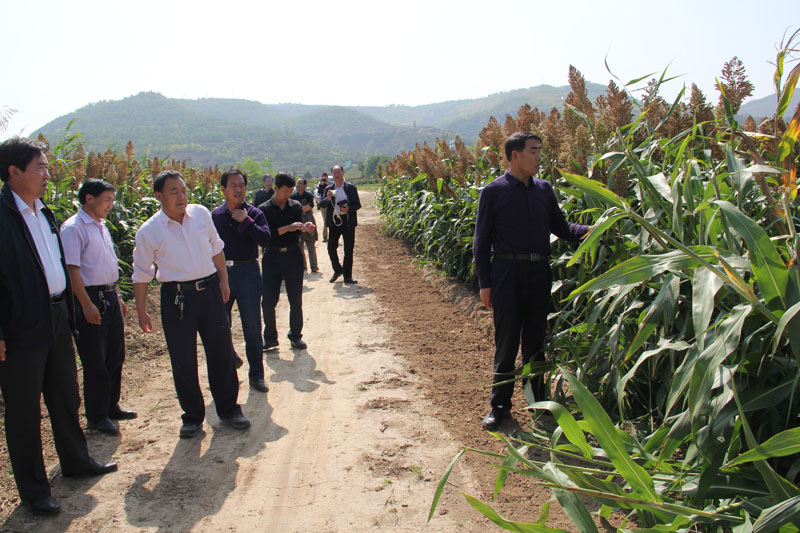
[1,0,797,140]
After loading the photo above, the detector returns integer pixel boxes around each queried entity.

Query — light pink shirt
[12,190,67,295]
[132,204,224,283]
[60,209,120,286]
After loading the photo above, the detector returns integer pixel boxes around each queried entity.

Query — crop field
[377,32,800,531]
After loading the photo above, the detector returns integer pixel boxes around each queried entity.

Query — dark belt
[226,258,257,266]
[50,292,65,305]
[165,273,217,292]
[86,283,117,293]
[267,244,298,253]
[494,252,549,262]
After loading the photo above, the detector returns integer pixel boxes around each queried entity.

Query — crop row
[379,31,800,531]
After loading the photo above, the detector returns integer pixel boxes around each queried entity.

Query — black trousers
[262,245,304,343]
[327,219,355,278]
[489,258,552,411]
[0,298,92,502]
[74,289,125,422]
[160,275,242,425]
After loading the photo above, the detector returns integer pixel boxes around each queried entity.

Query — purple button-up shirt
[60,208,119,286]
[211,201,271,261]
[473,171,589,288]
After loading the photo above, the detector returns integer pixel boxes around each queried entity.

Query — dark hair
[263,174,273,183]
[153,170,184,193]
[321,172,328,178]
[296,178,307,185]
[331,164,343,173]
[504,132,543,160]
[221,168,248,187]
[0,137,47,182]
[78,178,116,204]
[274,172,295,189]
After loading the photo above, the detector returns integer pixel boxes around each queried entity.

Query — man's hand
[290,222,303,232]
[0,340,5,362]
[219,280,230,303]
[340,205,349,215]
[480,288,492,309]
[119,296,128,317]
[326,190,334,200]
[581,225,595,240]
[82,302,102,325]
[302,204,312,213]
[133,282,151,332]
[230,208,247,223]
[138,311,153,333]
[302,222,316,233]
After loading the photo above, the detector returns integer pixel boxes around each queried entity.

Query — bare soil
[0,192,574,531]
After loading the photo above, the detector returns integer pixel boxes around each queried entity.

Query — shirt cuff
[237,216,254,233]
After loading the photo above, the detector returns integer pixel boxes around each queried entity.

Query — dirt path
[1,193,502,532]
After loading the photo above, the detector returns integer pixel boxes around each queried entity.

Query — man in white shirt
[132,170,249,439]
[61,179,136,436]
[0,137,117,516]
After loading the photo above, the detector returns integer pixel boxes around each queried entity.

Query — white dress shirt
[12,190,67,295]
[132,204,224,283]
[60,208,120,286]
[333,181,350,216]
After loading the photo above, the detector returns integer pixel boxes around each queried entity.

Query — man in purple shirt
[474,132,591,431]
[212,169,271,393]
[61,179,136,435]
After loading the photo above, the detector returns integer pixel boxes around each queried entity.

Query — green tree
[237,157,273,192]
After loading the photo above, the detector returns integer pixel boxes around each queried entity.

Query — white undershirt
[12,190,67,295]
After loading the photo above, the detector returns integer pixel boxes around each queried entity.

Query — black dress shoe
[63,458,118,477]
[482,408,509,431]
[179,422,202,438]
[108,405,138,420]
[26,496,60,516]
[249,378,269,392]
[220,414,251,430]
[263,339,279,351]
[87,417,120,435]
[329,272,342,283]
[289,338,307,349]
[344,278,358,284]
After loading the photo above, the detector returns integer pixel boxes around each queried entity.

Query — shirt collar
[78,208,104,225]
[11,189,43,214]
[157,206,192,226]
[505,171,529,187]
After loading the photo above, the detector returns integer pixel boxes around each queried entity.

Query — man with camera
[319,165,361,284]
[315,173,330,242]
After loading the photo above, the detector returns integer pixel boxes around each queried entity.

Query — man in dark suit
[319,165,361,284]
[0,137,118,516]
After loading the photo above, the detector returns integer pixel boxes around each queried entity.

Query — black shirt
[253,188,274,208]
[474,171,589,288]
[261,197,304,248]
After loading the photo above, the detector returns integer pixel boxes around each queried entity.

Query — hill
[33,83,610,171]
[737,91,800,122]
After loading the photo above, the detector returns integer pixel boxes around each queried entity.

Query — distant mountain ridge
[31,82,613,173]
[736,92,800,122]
